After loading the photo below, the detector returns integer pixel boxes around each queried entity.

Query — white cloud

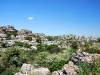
[28,17,33,20]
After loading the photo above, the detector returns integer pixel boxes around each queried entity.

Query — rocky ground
[14,50,100,75]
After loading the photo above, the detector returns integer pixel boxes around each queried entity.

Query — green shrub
[84,48,100,54]
[45,44,61,54]
[4,48,27,67]
[15,41,23,47]
[76,60,100,75]
[97,38,100,43]
[5,30,18,40]
[1,66,19,75]
[25,36,32,41]
[36,36,42,43]
[1,42,7,48]
[48,60,69,72]
[70,41,79,49]
[23,43,32,48]
[0,63,6,74]
[35,52,50,67]
[46,36,54,41]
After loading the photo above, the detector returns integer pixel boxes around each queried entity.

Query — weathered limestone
[33,67,50,75]
[17,29,33,36]
[52,61,81,75]
[71,49,94,63]
[15,63,50,75]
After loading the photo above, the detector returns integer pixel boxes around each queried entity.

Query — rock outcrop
[71,49,94,63]
[52,61,81,75]
[17,29,33,36]
[33,67,50,75]
[15,63,34,75]
[15,63,50,75]
[0,25,16,34]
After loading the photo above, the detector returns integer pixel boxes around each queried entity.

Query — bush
[35,52,50,67]
[25,36,32,41]
[1,42,7,48]
[15,41,23,47]
[76,60,100,75]
[4,48,27,67]
[70,41,79,49]
[23,43,32,48]
[48,60,69,72]
[36,36,42,43]
[45,44,61,54]
[46,36,54,41]
[84,48,100,54]
[1,66,19,75]
[97,38,100,43]
[6,30,18,40]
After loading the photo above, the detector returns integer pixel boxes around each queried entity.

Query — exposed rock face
[15,63,50,75]
[71,49,94,63]
[52,70,63,75]
[52,61,81,75]
[21,63,34,74]
[17,29,33,36]
[0,26,6,34]
[0,25,16,34]
[6,25,15,31]
[15,63,34,75]
[33,67,50,75]
[0,33,6,38]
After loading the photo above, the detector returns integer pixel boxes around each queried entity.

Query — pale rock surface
[33,67,50,75]
[71,49,94,63]
[52,61,81,75]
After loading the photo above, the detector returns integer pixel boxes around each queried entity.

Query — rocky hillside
[0,25,99,51]
[0,25,100,75]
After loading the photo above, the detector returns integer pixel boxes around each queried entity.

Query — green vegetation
[5,30,18,40]
[25,36,32,41]
[0,33,100,75]
[76,60,100,75]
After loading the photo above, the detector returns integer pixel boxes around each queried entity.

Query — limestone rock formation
[71,49,94,63]
[15,63,34,75]
[0,25,16,34]
[33,67,50,75]
[52,61,81,75]
[14,63,50,75]
[17,29,33,36]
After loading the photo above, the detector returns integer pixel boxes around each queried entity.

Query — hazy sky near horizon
[0,0,100,37]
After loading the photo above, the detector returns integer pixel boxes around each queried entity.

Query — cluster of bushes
[35,51,69,72]
[0,48,26,74]
[37,44,62,54]
[5,30,18,40]
[14,41,32,48]
[25,36,32,41]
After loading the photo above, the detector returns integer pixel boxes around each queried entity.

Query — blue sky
[0,0,100,37]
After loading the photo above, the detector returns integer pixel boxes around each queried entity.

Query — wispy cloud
[28,17,33,20]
